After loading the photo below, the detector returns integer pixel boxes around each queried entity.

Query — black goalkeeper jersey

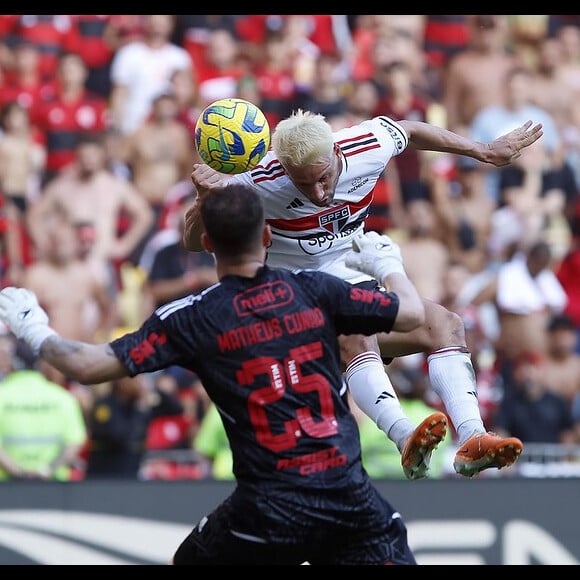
[110,265,399,493]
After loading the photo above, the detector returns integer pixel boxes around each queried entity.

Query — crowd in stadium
[0,14,579,482]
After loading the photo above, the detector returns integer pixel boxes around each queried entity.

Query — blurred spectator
[507,15,549,69]
[444,15,520,135]
[0,333,87,481]
[543,314,580,407]
[0,39,53,117]
[0,192,25,287]
[429,155,495,274]
[122,91,193,225]
[20,217,116,386]
[26,133,154,273]
[109,15,192,135]
[374,59,431,208]
[0,101,46,281]
[529,37,574,143]
[195,27,246,108]
[33,51,109,186]
[85,373,184,479]
[370,16,428,97]
[7,15,78,81]
[398,198,450,304]
[486,136,571,264]
[250,27,297,129]
[492,350,578,444]
[172,15,241,72]
[143,197,217,309]
[470,65,562,204]
[69,15,116,98]
[422,15,469,99]
[296,51,348,122]
[350,366,453,479]
[168,67,201,138]
[477,240,568,367]
[193,402,234,481]
[556,214,580,334]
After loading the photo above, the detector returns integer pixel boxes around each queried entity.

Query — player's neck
[218,259,265,280]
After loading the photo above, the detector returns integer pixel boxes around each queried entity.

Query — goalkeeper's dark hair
[200,183,265,256]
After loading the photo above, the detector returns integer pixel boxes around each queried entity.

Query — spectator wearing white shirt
[109,15,193,135]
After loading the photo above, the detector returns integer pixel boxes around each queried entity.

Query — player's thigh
[339,332,381,364]
[377,298,465,358]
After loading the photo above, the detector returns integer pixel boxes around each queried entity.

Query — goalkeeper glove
[345,231,407,282]
[0,287,57,356]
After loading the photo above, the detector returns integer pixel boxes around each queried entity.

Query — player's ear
[201,232,212,253]
[263,225,272,248]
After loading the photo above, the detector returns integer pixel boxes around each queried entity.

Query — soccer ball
[195,98,270,174]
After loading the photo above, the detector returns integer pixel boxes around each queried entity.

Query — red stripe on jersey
[344,143,381,157]
[267,190,374,232]
[337,132,374,146]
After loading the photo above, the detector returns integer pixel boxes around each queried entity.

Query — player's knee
[425,303,466,348]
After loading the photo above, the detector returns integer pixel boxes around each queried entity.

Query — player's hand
[0,287,57,355]
[484,120,544,167]
[190,163,232,200]
[345,231,406,282]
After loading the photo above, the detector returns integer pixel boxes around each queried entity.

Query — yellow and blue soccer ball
[195,98,270,174]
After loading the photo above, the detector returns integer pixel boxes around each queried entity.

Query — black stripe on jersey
[377,116,409,148]
[249,158,284,180]
[340,136,378,154]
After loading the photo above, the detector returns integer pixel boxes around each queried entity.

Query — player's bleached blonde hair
[271,109,334,168]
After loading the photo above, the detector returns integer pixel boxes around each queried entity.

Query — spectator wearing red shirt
[0,39,54,121]
[69,15,116,98]
[195,28,246,108]
[557,209,580,339]
[34,52,108,185]
[374,60,431,205]
[252,28,298,129]
[9,15,78,82]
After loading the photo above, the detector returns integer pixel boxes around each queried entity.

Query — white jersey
[233,116,408,283]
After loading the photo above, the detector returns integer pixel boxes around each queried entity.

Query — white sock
[345,351,414,451]
[427,347,485,444]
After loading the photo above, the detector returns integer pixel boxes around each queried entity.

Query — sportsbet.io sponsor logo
[298,223,361,256]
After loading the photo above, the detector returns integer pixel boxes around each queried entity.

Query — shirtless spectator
[20,217,116,385]
[543,314,580,408]
[109,15,192,135]
[397,198,450,304]
[444,15,520,135]
[26,133,154,272]
[0,101,45,281]
[429,155,495,275]
[529,37,575,143]
[123,91,193,221]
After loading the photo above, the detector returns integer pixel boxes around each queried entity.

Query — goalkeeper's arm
[0,287,127,385]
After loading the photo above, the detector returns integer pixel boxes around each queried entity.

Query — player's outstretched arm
[0,287,127,384]
[399,119,543,167]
